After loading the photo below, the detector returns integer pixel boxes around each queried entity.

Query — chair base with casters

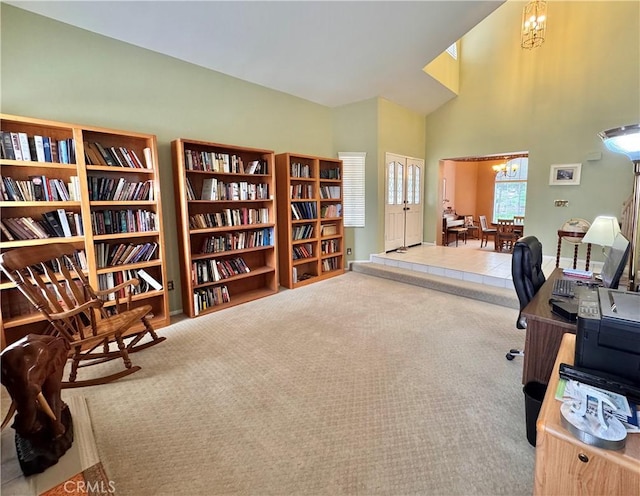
[0,243,166,388]
[506,348,524,360]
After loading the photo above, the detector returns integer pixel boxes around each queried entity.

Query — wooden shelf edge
[192,287,278,317]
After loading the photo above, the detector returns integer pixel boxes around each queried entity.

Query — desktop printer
[575,287,640,386]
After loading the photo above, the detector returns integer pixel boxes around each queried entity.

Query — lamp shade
[598,124,640,162]
[582,216,621,247]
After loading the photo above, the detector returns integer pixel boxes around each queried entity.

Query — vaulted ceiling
[7,1,504,115]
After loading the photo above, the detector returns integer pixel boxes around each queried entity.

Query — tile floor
[369,239,602,292]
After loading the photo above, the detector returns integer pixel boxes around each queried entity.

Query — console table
[534,333,639,495]
[556,230,592,271]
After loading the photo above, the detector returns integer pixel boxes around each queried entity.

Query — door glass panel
[414,167,421,205]
[407,165,414,204]
[387,162,395,205]
[396,164,404,205]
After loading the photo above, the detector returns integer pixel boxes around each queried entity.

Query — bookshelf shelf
[1,113,170,344]
[172,138,278,317]
[275,153,344,289]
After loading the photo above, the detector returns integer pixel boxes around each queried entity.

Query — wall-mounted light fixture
[522,0,547,49]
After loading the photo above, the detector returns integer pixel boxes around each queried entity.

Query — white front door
[384,153,424,252]
[404,157,424,247]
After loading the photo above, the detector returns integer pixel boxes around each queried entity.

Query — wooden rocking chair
[0,243,166,388]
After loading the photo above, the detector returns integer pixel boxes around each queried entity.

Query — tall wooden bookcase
[0,113,170,345]
[275,153,344,289]
[171,139,278,317]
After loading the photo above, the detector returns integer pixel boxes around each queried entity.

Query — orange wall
[454,163,478,216]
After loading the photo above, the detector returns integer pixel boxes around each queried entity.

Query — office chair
[506,236,546,360]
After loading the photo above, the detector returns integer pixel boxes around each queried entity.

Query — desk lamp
[582,216,621,258]
[598,124,640,291]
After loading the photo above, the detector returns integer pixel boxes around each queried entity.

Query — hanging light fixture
[598,124,640,291]
[521,0,547,49]
[492,162,519,178]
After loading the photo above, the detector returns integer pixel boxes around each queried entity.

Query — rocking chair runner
[0,243,166,388]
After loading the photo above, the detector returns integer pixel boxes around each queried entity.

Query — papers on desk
[556,379,639,433]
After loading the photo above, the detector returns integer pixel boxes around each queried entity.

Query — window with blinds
[338,152,366,227]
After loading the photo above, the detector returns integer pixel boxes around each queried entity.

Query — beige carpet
[6,271,534,495]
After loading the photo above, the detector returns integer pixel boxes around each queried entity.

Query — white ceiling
[7,1,504,115]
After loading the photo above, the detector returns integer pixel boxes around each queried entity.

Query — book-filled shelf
[0,114,170,344]
[171,138,278,317]
[275,153,344,289]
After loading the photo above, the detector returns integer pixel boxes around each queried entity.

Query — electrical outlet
[554,200,569,207]
[347,248,352,255]
[167,280,174,291]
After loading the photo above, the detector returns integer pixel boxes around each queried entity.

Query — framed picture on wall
[549,163,582,186]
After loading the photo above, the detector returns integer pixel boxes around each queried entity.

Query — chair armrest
[94,278,140,298]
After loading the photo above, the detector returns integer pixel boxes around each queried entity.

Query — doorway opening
[437,152,529,246]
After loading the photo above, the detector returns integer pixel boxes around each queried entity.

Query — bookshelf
[275,153,344,289]
[171,138,278,317]
[0,114,170,344]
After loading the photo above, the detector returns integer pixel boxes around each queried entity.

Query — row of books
[192,256,250,285]
[292,243,314,260]
[1,275,86,318]
[1,132,76,164]
[321,224,338,236]
[88,177,154,201]
[184,150,267,174]
[95,241,159,268]
[322,256,341,272]
[320,185,341,199]
[290,162,312,178]
[200,179,269,201]
[291,202,317,220]
[321,239,341,255]
[199,228,273,254]
[2,175,80,202]
[193,285,230,315]
[189,208,270,229]
[91,209,157,235]
[320,168,341,180]
[293,224,314,240]
[1,210,83,241]
[321,204,342,218]
[290,184,313,199]
[84,142,152,169]
[97,268,162,301]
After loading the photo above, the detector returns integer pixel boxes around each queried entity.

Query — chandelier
[521,0,547,49]
[492,162,519,178]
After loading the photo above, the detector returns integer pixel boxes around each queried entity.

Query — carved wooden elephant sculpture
[1,334,69,439]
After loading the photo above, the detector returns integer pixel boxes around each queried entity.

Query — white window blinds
[338,152,366,227]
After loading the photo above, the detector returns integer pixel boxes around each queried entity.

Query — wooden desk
[534,333,640,495]
[521,267,579,385]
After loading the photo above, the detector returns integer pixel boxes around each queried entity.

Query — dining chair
[496,218,519,252]
[479,215,497,248]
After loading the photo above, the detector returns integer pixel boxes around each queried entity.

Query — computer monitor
[600,232,631,289]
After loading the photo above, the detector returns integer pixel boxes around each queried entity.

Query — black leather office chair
[506,236,546,360]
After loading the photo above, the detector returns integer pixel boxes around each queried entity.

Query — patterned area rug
[1,396,109,496]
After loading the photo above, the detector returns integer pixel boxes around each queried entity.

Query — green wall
[1,5,334,312]
[425,1,640,259]
[332,99,379,262]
